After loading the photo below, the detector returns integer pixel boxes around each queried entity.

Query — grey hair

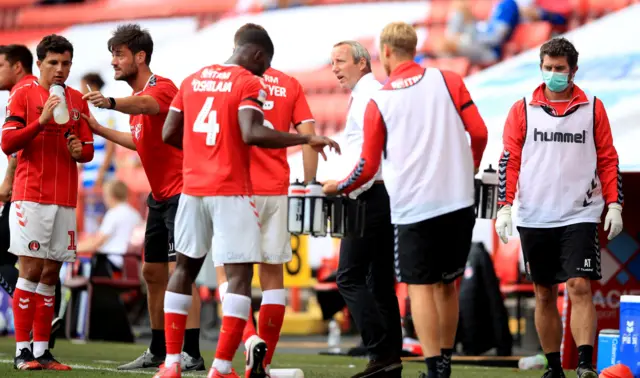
[333,40,372,71]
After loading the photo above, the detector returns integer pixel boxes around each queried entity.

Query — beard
[115,65,138,82]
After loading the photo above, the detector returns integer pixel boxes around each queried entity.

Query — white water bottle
[327,319,341,353]
[269,369,305,378]
[49,84,69,125]
[302,179,326,237]
[287,180,305,235]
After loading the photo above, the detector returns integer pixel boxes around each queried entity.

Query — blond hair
[379,22,417,58]
[105,180,129,202]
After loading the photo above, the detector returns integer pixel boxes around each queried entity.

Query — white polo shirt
[99,203,143,268]
[343,72,383,198]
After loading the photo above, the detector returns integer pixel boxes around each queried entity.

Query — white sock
[165,353,181,366]
[33,341,48,358]
[218,281,228,302]
[16,342,30,357]
[212,359,233,374]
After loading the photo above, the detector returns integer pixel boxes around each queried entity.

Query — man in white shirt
[324,22,488,378]
[327,40,402,378]
[77,180,142,270]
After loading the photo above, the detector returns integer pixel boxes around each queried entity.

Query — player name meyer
[533,128,588,144]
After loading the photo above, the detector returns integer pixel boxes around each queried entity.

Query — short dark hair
[82,72,105,90]
[108,24,153,65]
[36,34,74,61]
[234,23,267,45]
[539,37,579,69]
[0,44,33,74]
[234,24,274,59]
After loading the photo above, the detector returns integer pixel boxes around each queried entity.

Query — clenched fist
[67,134,83,160]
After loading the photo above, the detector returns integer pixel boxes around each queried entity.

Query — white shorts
[175,194,261,264]
[213,195,292,267]
[9,201,77,262]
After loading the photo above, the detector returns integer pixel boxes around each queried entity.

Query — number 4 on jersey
[194,97,220,146]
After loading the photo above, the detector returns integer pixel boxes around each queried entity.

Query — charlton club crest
[28,240,40,252]
[71,109,80,121]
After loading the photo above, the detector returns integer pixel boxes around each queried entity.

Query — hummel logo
[18,304,28,309]
[19,298,29,303]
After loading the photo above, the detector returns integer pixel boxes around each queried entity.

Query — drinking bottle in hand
[50,84,69,125]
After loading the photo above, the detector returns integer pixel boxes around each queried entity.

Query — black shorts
[144,193,180,263]
[518,222,601,285]
[0,201,16,266]
[395,205,475,285]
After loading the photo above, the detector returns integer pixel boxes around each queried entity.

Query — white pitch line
[0,360,206,376]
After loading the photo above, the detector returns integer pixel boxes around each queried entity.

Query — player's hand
[0,181,11,202]
[604,203,623,240]
[67,134,83,160]
[323,180,339,195]
[306,135,341,161]
[39,95,61,125]
[495,205,512,244]
[82,91,111,109]
[81,113,101,133]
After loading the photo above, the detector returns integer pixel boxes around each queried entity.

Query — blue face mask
[542,70,570,92]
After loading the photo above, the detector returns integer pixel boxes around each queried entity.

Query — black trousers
[336,183,402,360]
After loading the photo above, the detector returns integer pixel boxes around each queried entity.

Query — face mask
[542,70,570,92]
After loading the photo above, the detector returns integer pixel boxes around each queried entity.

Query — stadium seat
[290,65,340,93]
[0,0,38,8]
[425,1,451,25]
[502,21,552,58]
[471,0,496,20]
[418,25,446,54]
[306,92,350,126]
[0,28,61,45]
[16,0,236,28]
[421,57,471,77]
[588,0,630,17]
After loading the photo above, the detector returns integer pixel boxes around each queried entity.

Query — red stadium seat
[16,0,236,28]
[0,0,37,8]
[421,57,471,77]
[426,1,452,25]
[290,65,339,93]
[418,25,446,54]
[588,0,630,17]
[471,0,497,20]
[502,21,553,58]
[0,28,62,45]
[306,92,350,126]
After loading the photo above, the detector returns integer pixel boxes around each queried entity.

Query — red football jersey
[249,68,314,195]
[170,64,267,196]
[129,74,183,201]
[2,80,94,207]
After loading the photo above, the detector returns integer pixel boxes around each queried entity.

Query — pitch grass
[0,337,546,377]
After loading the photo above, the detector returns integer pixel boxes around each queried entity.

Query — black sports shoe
[350,356,402,378]
[14,348,43,370]
[36,349,72,370]
[576,365,598,378]
[245,335,268,378]
[541,368,566,378]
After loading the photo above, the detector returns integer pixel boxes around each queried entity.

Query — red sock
[241,311,257,344]
[165,312,187,356]
[33,292,55,344]
[215,316,247,361]
[12,288,36,344]
[258,304,286,365]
